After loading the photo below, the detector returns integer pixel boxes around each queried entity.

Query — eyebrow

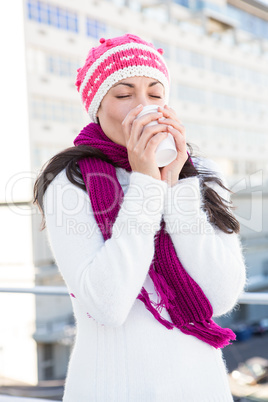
[112,81,162,88]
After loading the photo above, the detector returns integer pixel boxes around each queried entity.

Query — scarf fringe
[148,266,177,311]
[137,288,175,330]
[178,319,236,349]
[137,287,235,349]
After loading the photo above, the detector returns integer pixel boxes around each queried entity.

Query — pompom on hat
[75,33,170,123]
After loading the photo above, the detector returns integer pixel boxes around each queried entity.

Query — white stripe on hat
[79,42,170,102]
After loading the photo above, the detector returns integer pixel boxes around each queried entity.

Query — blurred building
[0,0,268,386]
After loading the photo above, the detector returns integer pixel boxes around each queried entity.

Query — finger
[158,108,182,124]
[142,131,169,158]
[135,111,164,128]
[134,123,169,151]
[168,127,187,155]
[127,111,164,148]
[159,105,177,115]
[122,104,144,125]
[122,104,144,142]
[158,118,185,133]
[164,104,176,114]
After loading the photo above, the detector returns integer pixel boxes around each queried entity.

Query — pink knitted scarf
[73,122,236,349]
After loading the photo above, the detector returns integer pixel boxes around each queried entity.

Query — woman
[33,33,246,401]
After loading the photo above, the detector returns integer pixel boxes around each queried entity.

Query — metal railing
[0,397,55,402]
[0,286,268,304]
[0,286,69,296]
[0,397,56,402]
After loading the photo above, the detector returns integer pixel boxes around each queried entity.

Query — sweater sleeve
[163,158,247,317]
[43,169,168,327]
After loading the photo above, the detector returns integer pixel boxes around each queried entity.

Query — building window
[211,57,226,75]
[142,7,169,23]
[43,344,54,380]
[176,82,267,116]
[27,47,80,78]
[44,343,53,360]
[245,160,257,175]
[47,55,79,77]
[27,0,79,33]
[110,0,125,6]
[176,47,192,65]
[175,45,268,85]
[226,4,268,40]
[263,260,268,277]
[190,51,205,69]
[34,145,61,168]
[177,84,206,104]
[31,96,83,125]
[86,17,106,38]
[232,161,240,175]
[44,366,54,379]
[174,0,190,8]
[106,26,125,37]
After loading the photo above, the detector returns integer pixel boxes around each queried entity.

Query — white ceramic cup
[136,104,177,167]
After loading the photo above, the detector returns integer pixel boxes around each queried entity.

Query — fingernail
[136,104,143,109]
[168,125,173,130]
[158,117,165,121]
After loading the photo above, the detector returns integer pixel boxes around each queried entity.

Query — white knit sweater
[43,156,246,402]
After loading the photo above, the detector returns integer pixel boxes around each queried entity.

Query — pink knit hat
[75,33,170,123]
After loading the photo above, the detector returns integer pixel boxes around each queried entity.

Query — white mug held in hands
[137,105,178,167]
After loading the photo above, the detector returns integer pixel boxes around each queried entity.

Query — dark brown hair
[33,139,240,235]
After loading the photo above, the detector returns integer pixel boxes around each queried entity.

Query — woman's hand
[122,104,170,181]
[157,105,189,187]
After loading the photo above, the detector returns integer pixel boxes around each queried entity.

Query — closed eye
[116,95,162,99]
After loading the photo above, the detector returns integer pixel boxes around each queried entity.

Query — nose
[135,94,158,108]
[135,94,148,107]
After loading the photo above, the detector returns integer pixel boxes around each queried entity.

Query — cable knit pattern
[43,155,245,401]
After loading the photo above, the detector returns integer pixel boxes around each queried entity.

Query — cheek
[103,103,126,125]
[114,102,131,121]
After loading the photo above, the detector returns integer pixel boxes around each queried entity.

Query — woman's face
[96,76,166,146]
